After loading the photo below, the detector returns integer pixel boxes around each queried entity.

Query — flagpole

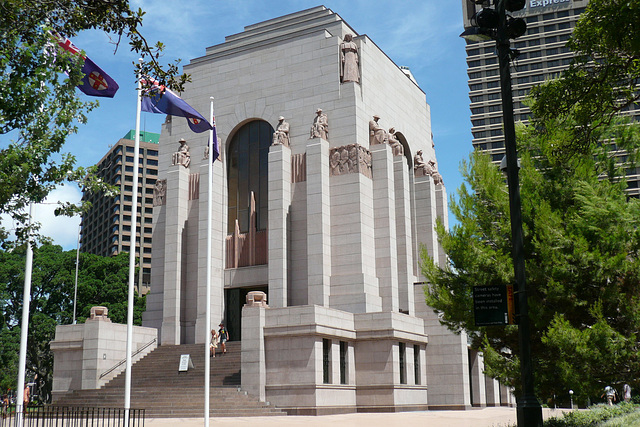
[204,97,214,427]
[124,58,143,424]
[73,224,81,324]
[16,202,34,426]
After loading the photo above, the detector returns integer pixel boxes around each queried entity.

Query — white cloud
[1,185,82,251]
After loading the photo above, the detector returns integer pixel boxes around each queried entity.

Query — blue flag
[141,78,213,133]
[57,36,119,98]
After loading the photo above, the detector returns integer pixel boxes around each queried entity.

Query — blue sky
[7,1,473,249]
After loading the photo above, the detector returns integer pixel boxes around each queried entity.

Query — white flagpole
[73,224,81,324]
[125,58,143,423]
[16,202,34,426]
[204,97,214,427]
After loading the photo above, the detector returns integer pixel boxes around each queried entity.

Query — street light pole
[495,1,542,426]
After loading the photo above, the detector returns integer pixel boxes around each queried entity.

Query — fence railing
[100,337,157,380]
[1,406,145,427]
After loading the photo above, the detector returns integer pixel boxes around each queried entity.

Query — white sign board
[178,354,194,372]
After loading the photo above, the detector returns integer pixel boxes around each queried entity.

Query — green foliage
[423,120,640,403]
[0,243,145,401]
[544,403,639,427]
[0,0,189,244]
[528,0,640,160]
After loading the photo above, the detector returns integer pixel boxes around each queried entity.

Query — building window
[399,342,407,385]
[414,345,421,385]
[227,120,273,234]
[148,149,158,156]
[323,339,331,384]
[340,341,348,385]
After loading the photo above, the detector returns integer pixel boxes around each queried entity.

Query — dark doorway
[224,285,268,341]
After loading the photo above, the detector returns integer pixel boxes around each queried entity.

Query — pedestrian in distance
[210,329,219,358]
[601,385,617,406]
[624,383,632,403]
[218,323,229,355]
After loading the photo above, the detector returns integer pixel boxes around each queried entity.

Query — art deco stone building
[142,6,510,413]
[80,130,160,288]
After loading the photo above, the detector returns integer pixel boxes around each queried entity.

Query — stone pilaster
[161,166,189,345]
[241,305,266,402]
[435,184,449,267]
[329,144,381,313]
[394,156,415,315]
[268,143,291,308]
[371,144,399,313]
[195,161,226,343]
[306,138,331,306]
[413,174,439,277]
[470,349,487,407]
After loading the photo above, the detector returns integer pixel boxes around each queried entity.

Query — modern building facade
[463,0,640,196]
[80,130,160,289]
[141,6,511,413]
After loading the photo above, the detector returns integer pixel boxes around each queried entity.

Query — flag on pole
[141,77,213,133]
[56,35,119,98]
[210,108,220,162]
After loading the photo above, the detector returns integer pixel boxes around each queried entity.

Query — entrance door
[224,286,268,341]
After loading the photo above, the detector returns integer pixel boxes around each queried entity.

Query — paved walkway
[148,407,571,427]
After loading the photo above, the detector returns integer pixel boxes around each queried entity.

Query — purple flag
[57,37,119,98]
[210,109,220,162]
[141,78,213,134]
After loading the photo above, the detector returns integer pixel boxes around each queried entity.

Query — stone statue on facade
[153,179,167,206]
[272,116,290,146]
[340,34,360,83]
[414,150,443,184]
[310,108,329,140]
[429,159,444,185]
[414,150,429,176]
[388,128,404,156]
[172,138,191,168]
[369,115,388,146]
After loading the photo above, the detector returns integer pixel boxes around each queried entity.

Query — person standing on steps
[210,329,219,358]
[218,323,229,355]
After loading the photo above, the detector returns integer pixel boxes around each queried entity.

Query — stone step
[53,342,284,417]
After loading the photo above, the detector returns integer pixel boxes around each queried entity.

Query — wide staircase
[53,342,285,417]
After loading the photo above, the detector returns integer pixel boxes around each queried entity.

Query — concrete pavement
[147,407,572,427]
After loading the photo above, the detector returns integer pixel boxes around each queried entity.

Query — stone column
[268,143,291,308]
[470,349,487,407]
[413,174,438,275]
[435,184,449,267]
[329,145,381,313]
[241,303,267,402]
[161,166,189,345]
[195,161,226,343]
[394,156,415,315]
[306,138,331,306]
[485,376,501,407]
[371,144,399,313]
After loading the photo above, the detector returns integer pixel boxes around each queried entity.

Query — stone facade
[50,307,157,400]
[141,6,512,413]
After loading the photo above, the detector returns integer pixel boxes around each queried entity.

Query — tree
[528,0,640,160]
[0,0,190,244]
[422,120,640,406]
[0,243,144,402]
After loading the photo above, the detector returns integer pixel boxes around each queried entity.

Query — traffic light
[461,0,527,42]
[505,0,526,12]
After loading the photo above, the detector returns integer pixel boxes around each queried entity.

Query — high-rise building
[80,130,160,289]
[461,1,640,190]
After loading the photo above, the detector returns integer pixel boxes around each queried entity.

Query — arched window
[227,120,273,234]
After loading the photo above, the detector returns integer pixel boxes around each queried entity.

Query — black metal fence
[1,406,145,427]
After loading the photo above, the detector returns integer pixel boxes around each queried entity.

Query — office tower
[80,130,160,290]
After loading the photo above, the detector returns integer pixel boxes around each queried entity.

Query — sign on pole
[473,285,514,326]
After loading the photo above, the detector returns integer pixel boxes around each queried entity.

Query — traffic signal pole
[495,1,543,425]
